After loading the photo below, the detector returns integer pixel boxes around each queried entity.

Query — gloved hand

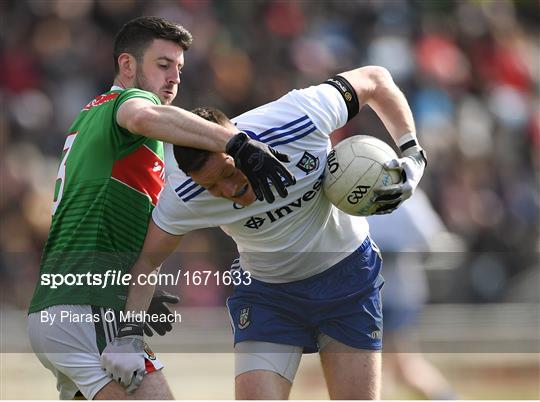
[226,132,296,203]
[372,148,427,215]
[143,289,179,337]
[100,322,146,394]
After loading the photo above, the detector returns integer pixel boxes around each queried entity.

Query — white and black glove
[372,138,427,215]
[226,132,296,203]
[100,322,146,394]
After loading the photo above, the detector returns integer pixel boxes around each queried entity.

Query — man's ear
[117,53,137,80]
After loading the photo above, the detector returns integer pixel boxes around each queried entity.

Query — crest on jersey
[296,151,319,174]
[238,306,251,329]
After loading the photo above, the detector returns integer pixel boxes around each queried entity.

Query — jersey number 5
[52,132,78,215]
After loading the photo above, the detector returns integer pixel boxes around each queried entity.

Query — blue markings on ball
[382,173,392,186]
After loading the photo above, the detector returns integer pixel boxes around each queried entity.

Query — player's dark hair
[174,107,231,174]
[113,16,193,74]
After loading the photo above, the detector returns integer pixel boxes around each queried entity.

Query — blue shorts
[226,237,384,353]
[383,305,421,332]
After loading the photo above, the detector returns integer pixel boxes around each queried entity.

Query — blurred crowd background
[1,0,539,310]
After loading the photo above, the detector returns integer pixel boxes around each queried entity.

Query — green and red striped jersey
[29,88,164,313]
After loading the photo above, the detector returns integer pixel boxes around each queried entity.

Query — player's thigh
[319,336,381,400]
[94,371,173,400]
[236,370,292,400]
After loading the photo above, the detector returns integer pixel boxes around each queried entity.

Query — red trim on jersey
[111,145,164,206]
[83,93,120,111]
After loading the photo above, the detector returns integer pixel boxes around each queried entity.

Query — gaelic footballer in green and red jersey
[29,88,165,313]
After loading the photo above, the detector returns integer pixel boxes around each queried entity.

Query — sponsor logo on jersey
[243,175,323,230]
[111,145,165,205]
[296,151,319,175]
[238,306,251,329]
[244,216,265,229]
[82,92,120,111]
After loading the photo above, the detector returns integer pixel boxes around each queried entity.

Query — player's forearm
[124,258,158,313]
[340,66,416,144]
[123,220,182,314]
[131,105,235,152]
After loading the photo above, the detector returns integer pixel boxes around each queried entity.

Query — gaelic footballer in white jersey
[103,67,426,399]
[157,83,369,282]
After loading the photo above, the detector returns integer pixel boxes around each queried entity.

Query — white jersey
[154,84,369,283]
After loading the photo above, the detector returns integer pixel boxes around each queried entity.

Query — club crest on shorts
[238,306,251,329]
[296,151,319,174]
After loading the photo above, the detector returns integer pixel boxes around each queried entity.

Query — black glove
[143,289,179,337]
[225,132,296,203]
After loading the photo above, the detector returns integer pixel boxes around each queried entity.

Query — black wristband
[117,321,144,338]
[323,75,360,122]
[399,139,418,153]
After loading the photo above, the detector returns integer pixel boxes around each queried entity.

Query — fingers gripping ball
[323,135,401,216]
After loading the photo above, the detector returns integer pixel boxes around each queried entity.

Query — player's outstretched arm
[100,220,183,393]
[117,98,233,152]
[338,66,427,213]
[124,220,183,315]
[116,99,295,203]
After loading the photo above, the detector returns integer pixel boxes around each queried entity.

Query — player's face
[189,153,257,206]
[134,39,184,105]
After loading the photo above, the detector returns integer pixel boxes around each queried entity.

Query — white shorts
[27,305,163,400]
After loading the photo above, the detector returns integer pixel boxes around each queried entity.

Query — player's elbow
[364,66,395,93]
[363,66,398,104]
[365,65,393,83]
[340,66,396,103]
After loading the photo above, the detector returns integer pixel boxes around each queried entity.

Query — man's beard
[133,65,150,94]
[132,66,173,105]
